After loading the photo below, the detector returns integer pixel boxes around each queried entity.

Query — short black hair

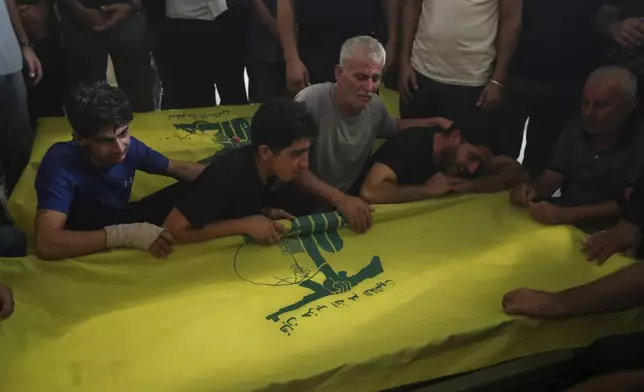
[64,82,133,138]
[251,98,318,153]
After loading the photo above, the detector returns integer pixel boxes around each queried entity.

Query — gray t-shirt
[0,0,22,76]
[548,118,644,206]
[295,83,397,193]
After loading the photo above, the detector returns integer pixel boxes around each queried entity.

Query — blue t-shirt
[35,137,169,231]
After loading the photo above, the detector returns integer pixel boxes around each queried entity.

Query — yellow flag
[2,94,643,392]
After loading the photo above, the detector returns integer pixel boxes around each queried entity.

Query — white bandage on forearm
[104,223,164,251]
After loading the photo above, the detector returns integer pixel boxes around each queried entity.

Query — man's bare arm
[6,0,29,43]
[296,170,374,233]
[467,156,527,193]
[166,161,205,182]
[399,0,422,64]
[295,169,347,207]
[163,208,250,244]
[561,201,622,224]
[531,169,565,199]
[491,0,523,85]
[397,117,453,131]
[383,0,402,73]
[360,163,432,204]
[558,262,644,317]
[277,0,298,63]
[35,210,107,260]
[384,0,401,48]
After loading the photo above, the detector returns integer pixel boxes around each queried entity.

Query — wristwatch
[19,41,33,48]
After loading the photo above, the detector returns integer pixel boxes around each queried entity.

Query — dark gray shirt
[548,118,644,207]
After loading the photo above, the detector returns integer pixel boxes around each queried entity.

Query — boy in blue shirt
[35,82,204,260]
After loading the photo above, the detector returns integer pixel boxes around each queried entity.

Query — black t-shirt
[175,147,272,229]
[511,0,603,83]
[372,127,440,186]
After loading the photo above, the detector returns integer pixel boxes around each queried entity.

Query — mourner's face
[260,138,311,182]
[335,53,383,111]
[441,143,485,177]
[581,81,636,135]
[78,125,131,166]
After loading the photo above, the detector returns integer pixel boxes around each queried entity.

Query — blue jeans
[0,71,33,194]
[0,225,26,257]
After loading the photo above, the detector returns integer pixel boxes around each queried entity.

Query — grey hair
[339,36,386,69]
[587,66,638,100]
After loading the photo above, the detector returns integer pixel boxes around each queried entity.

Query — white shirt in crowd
[166,0,228,20]
[411,0,499,87]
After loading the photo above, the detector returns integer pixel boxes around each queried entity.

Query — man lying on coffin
[359,121,526,204]
[162,98,318,245]
[35,82,205,260]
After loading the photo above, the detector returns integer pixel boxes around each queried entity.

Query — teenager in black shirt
[163,98,318,245]
[360,123,526,204]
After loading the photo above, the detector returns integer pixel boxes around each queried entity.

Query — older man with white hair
[509,66,644,230]
[292,36,450,233]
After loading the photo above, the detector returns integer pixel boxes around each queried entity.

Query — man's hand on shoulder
[335,196,374,234]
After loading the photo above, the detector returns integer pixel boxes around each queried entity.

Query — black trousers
[489,75,582,178]
[60,11,156,112]
[27,34,65,119]
[399,71,488,139]
[247,59,286,103]
[157,11,248,109]
[0,72,32,195]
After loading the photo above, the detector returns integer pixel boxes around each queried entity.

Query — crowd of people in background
[3,0,644,390]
